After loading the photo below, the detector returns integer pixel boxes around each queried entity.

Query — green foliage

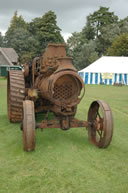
[5,11,27,46]
[95,23,120,55]
[28,11,64,52]
[82,16,95,40]
[67,33,98,70]
[67,6,128,69]
[4,11,34,63]
[3,7,128,68]
[0,80,128,193]
[66,32,83,69]
[88,51,99,64]
[86,7,118,38]
[77,40,99,70]
[67,32,82,51]
[98,18,128,55]
[107,33,128,56]
[38,11,64,43]
[6,27,39,63]
[4,10,64,63]
[10,11,27,29]
[118,17,128,34]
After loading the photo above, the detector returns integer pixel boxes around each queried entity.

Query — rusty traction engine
[7,44,113,151]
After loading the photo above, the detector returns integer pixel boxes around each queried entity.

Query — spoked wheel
[22,100,36,151]
[88,100,113,148]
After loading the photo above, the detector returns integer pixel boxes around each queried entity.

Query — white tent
[78,56,128,85]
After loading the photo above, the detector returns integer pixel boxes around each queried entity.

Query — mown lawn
[0,79,128,193]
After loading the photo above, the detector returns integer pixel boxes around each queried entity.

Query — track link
[7,70,25,122]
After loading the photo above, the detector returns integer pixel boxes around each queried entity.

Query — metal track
[7,70,25,122]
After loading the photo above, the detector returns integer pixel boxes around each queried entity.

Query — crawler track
[7,70,25,122]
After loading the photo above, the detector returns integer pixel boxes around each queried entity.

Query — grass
[0,80,128,193]
[0,76,7,80]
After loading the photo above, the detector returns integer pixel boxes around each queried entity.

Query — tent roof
[79,56,128,73]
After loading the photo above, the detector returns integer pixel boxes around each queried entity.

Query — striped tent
[78,56,128,85]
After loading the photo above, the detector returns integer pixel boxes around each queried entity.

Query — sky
[0,0,128,41]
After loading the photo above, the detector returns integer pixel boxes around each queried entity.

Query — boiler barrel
[39,70,84,105]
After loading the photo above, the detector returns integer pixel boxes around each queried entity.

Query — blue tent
[78,56,128,85]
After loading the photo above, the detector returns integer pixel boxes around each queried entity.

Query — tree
[107,33,128,56]
[28,11,64,52]
[4,10,64,63]
[67,32,99,70]
[84,7,118,39]
[81,16,96,41]
[67,32,82,55]
[96,23,120,55]
[4,11,39,62]
[118,17,128,34]
[77,40,99,70]
[5,11,27,46]
[66,32,83,69]
[7,28,40,63]
[79,7,119,58]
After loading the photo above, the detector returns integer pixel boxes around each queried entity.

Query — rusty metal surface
[88,100,113,148]
[39,71,84,107]
[7,70,25,122]
[29,43,85,116]
[22,100,35,151]
[38,118,88,130]
[23,63,29,77]
[7,43,113,150]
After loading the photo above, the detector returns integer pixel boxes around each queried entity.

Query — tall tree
[8,28,39,63]
[80,7,119,57]
[5,11,27,46]
[4,11,39,62]
[81,16,96,41]
[84,7,118,39]
[28,11,64,52]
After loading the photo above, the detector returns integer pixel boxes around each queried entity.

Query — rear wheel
[22,100,36,151]
[88,100,113,148]
[7,70,25,122]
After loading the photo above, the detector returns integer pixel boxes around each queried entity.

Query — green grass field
[0,80,128,193]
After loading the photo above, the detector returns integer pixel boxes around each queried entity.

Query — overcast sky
[0,0,128,40]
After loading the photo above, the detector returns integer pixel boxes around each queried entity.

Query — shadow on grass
[35,127,91,150]
[0,113,114,154]
[35,112,54,123]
